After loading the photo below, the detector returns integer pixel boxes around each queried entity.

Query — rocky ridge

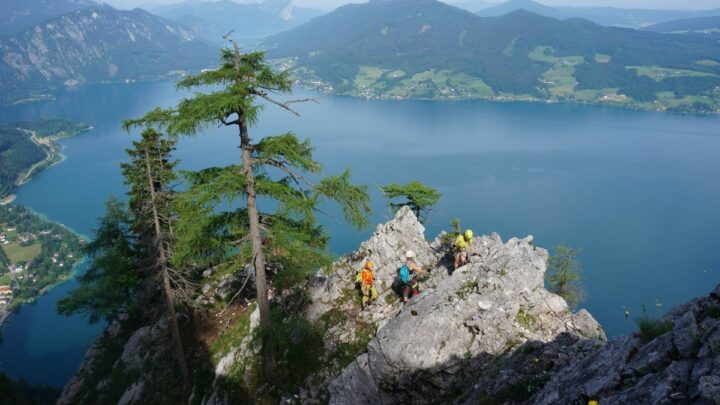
[58,206,720,404]
[196,206,604,403]
[320,207,603,404]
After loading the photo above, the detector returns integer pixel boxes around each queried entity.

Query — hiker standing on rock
[454,229,474,271]
[401,250,426,302]
[356,260,378,310]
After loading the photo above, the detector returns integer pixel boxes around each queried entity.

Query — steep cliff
[59,207,720,404]
[0,5,215,104]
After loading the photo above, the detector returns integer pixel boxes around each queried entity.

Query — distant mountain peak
[261,0,297,21]
[0,5,215,104]
[476,0,564,19]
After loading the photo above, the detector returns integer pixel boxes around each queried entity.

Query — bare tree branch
[262,159,316,188]
[219,269,252,319]
[251,90,318,116]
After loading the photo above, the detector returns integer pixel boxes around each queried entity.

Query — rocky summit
[57,206,720,404]
[319,206,603,404]
[199,206,605,403]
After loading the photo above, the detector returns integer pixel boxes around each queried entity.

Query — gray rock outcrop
[64,205,720,405]
[529,286,720,404]
[325,208,603,404]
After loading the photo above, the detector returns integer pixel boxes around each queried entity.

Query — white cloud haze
[102,0,720,11]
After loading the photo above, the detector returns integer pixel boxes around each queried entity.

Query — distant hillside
[0,126,45,198]
[555,6,720,28]
[153,0,323,43]
[0,120,90,198]
[645,16,720,34]
[443,0,496,12]
[0,5,216,105]
[475,0,564,19]
[476,0,720,28]
[265,0,720,113]
[0,0,97,36]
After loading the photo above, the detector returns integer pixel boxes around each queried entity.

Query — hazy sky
[104,0,720,12]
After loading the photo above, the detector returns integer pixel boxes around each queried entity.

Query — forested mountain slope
[265,0,720,112]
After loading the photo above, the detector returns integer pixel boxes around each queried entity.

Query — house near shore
[0,285,13,305]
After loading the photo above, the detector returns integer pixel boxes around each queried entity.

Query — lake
[0,80,719,387]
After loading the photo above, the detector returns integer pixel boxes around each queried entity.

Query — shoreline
[290,80,720,117]
[0,256,86,330]
[0,195,16,205]
[16,129,65,186]
[0,124,91,329]
[0,309,9,328]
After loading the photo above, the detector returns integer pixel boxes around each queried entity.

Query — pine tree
[124,44,371,381]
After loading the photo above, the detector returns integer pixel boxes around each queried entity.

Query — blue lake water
[0,80,719,387]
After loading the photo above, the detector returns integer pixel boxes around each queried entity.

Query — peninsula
[0,205,85,326]
[0,119,91,203]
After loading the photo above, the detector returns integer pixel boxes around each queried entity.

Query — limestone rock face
[326,218,603,404]
[531,286,720,405]
[305,206,440,319]
[57,313,182,405]
[58,205,720,404]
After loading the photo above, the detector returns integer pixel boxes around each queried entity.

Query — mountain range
[265,0,720,112]
[0,4,216,105]
[476,0,720,28]
[0,0,97,36]
[151,0,323,43]
[646,15,720,35]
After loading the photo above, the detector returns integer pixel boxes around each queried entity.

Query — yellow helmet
[364,260,374,270]
[464,230,473,240]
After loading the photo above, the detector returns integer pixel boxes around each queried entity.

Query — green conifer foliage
[382,180,441,222]
[57,196,141,323]
[124,44,371,381]
[546,245,585,309]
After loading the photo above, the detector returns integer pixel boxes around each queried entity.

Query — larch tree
[123,43,371,381]
[546,245,584,309]
[382,180,442,223]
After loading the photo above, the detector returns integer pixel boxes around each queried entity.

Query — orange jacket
[358,269,374,285]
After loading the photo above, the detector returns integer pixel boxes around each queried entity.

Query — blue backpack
[399,265,413,284]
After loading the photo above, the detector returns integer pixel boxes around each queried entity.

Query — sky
[103,0,720,12]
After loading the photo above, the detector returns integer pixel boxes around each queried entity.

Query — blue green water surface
[0,80,719,387]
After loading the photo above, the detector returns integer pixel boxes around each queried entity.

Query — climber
[454,229,474,271]
[356,260,378,309]
[400,250,426,302]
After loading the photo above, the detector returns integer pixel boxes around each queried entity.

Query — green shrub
[546,245,584,309]
[635,312,673,343]
[515,308,538,332]
[706,304,720,319]
[441,219,462,246]
[255,308,325,393]
[331,320,376,369]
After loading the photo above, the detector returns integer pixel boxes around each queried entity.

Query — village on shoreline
[0,120,90,327]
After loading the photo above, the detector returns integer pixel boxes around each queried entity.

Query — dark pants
[403,283,419,301]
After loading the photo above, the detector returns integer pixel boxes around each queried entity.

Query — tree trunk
[144,148,190,388]
[239,118,276,381]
